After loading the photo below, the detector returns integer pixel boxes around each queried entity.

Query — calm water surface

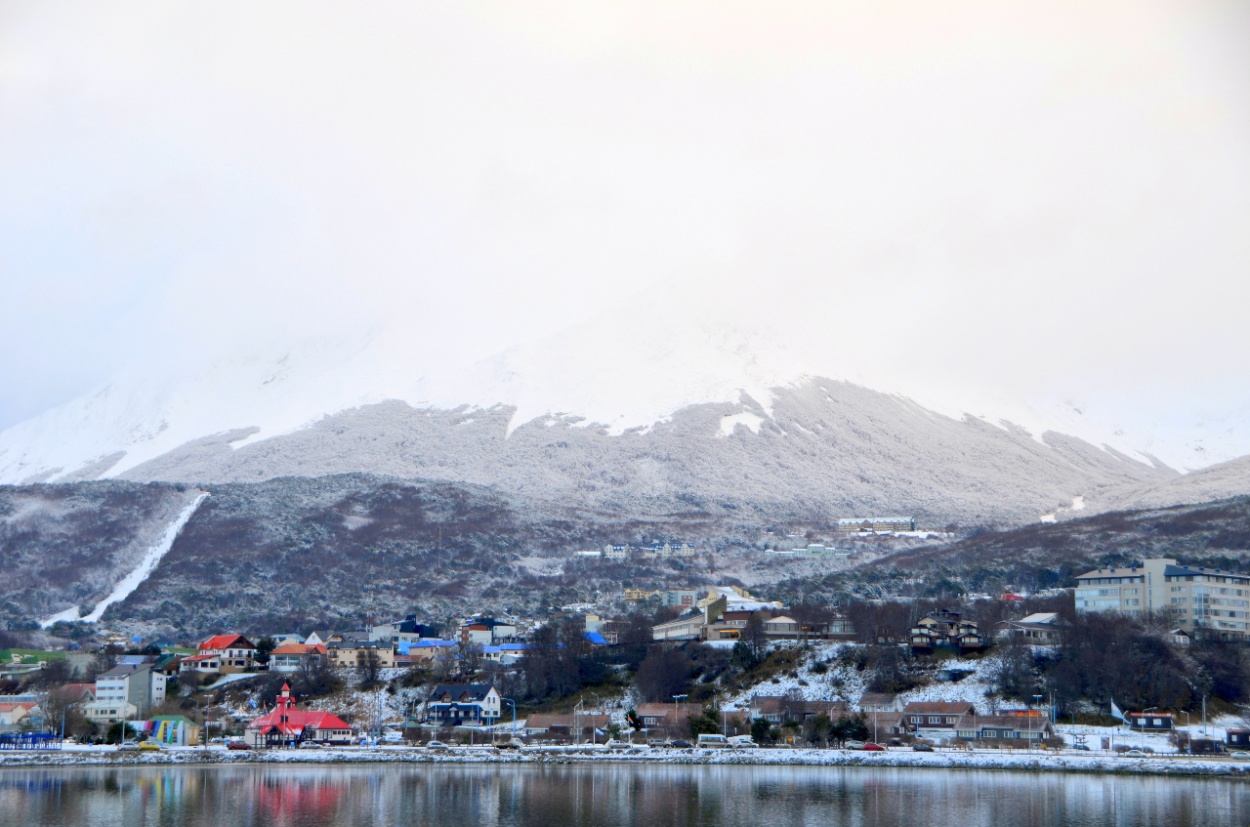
[0,764,1245,827]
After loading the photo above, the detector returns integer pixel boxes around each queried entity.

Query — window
[928,716,940,724]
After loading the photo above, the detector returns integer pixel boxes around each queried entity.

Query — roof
[583,632,607,645]
[956,714,1051,730]
[1016,613,1060,625]
[200,634,254,651]
[524,713,611,729]
[903,702,977,715]
[247,706,351,735]
[98,663,151,679]
[428,684,496,703]
[271,643,327,656]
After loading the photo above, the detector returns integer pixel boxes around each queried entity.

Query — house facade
[196,634,257,673]
[423,684,502,727]
[269,643,327,673]
[954,714,1052,743]
[89,663,165,722]
[909,611,985,653]
[903,702,976,738]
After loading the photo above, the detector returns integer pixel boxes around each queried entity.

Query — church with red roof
[246,683,353,747]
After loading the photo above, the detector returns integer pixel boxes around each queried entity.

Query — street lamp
[672,695,688,742]
[501,698,517,740]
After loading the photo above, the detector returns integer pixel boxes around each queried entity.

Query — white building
[87,663,166,722]
[1075,558,1250,639]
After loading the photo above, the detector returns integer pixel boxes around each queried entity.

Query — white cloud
[1,1,1248,435]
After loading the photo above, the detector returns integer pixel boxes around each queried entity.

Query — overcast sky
[2,1,1248,438]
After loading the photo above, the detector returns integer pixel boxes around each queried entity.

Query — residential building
[748,695,849,725]
[858,692,901,712]
[1128,712,1174,730]
[1075,558,1250,638]
[458,617,518,647]
[995,612,1066,645]
[196,634,257,673]
[423,684,502,727]
[326,640,395,669]
[903,702,977,738]
[269,643,328,673]
[909,610,985,653]
[837,517,915,533]
[88,663,165,722]
[0,701,40,731]
[954,714,1052,743]
[523,713,612,739]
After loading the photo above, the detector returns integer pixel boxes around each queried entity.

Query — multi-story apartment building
[1075,558,1250,639]
[85,663,167,723]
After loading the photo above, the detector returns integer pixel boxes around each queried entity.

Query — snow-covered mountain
[0,297,1242,523]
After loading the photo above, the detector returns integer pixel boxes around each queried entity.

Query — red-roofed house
[0,701,41,730]
[197,634,256,673]
[246,683,354,747]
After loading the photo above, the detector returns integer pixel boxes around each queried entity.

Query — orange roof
[271,643,327,656]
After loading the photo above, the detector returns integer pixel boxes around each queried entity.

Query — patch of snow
[717,412,765,438]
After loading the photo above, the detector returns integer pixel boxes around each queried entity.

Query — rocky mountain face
[0,475,760,637]
[0,482,202,626]
[95,380,1174,527]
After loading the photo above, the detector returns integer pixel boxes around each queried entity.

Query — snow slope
[39,491,209,627]
[0,293,1241,514]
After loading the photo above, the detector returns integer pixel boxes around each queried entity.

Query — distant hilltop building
[573,542,696,561]
[837,517,915,533]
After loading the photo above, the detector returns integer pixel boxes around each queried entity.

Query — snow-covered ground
[2,742,1247,777]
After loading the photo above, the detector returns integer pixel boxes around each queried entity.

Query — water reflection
[0,764,1244,827]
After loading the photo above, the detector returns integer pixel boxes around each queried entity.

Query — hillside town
[2,558,1248,760]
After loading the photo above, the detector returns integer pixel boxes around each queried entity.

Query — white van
[728,735,758,748]
[696,734,730,749]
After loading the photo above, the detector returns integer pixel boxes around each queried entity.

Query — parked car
[297,741,323,749]
[912,743,934,752]
[1229,752,1250,761]
[116,742,139,751]
[1071,744,1091,752]
[862,743,886,752]
[605,740,631,750]
[729,735,759,749]
[1123,749,1146,757]
[648,739,667,748]
[844,741,865,750]
[668,740,693,749]
[138,742,162,752]
[425,740,449,750]
[696,734,730,749]
[227,740,252,751]
[495,740,523,750]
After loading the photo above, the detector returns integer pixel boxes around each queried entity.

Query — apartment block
[1075,558,1250,638]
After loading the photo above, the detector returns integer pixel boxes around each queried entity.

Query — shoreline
[2,746,1248,778]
